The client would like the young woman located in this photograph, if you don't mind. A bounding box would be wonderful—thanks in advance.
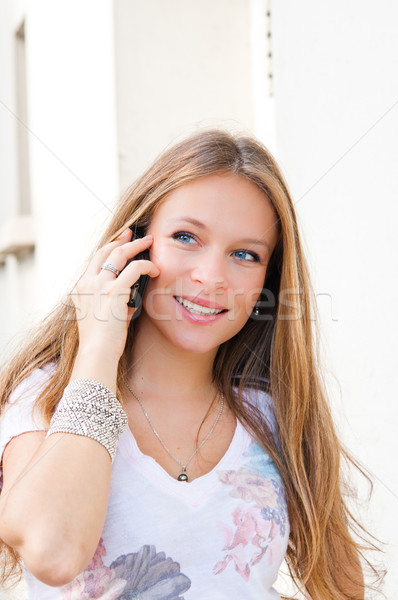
[0,130,379,599]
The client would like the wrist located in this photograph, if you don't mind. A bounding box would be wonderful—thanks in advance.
[71,347,120,393]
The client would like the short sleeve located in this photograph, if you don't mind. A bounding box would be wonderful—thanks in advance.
[236,385,281,450]
[242,387,276,432]
[0,363,56,490]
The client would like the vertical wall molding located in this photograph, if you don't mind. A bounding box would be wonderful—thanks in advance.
[15,20,31,216]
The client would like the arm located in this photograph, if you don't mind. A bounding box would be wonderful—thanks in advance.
[0,421,111,586]
[0,351,117,587]
[0,230,159,587]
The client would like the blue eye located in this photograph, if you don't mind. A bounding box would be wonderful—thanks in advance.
[172,231,196,244]
[233,250,260,263]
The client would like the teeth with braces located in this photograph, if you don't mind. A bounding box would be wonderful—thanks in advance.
[176,296,224,316]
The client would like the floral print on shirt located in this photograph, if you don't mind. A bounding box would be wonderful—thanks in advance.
[61,539,191,599]
[214,441,288,581]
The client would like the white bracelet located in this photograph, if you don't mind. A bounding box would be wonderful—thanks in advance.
[46,379,128,462]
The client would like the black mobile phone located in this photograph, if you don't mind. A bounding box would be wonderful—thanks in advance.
[126,224,150,310]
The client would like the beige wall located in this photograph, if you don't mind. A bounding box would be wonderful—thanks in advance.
[113,0,259,189]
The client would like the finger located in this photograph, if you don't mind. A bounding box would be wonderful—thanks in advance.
[115,259,160,288]
[84,229,132,278]
[97,236,154,281]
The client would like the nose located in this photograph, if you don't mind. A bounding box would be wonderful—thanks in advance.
[190,249,228,292]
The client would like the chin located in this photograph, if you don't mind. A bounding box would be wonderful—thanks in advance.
[170,333,221,356]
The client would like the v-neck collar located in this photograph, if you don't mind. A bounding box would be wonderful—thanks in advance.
[117,418,250,505]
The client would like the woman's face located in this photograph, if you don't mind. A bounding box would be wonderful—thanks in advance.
[140,173,279,355]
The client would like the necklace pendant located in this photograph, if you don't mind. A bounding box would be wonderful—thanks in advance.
[177,466,188,482]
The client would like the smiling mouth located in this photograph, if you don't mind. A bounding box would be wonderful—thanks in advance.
[175,296,228,316]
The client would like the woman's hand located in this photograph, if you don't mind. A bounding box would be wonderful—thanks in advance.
[71,228,160,362]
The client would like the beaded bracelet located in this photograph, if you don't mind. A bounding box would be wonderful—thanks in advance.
[46,379,128,462]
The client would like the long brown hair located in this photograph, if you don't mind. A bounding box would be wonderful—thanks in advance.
[0,130,382,597]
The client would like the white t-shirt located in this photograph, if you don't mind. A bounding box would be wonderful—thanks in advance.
[0,365,290,600]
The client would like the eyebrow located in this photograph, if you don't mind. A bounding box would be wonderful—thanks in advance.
[167,217,271,251]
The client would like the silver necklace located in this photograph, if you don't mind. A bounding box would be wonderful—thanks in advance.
[123,379,224,482]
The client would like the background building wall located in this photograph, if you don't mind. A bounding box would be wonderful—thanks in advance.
[272,1,398,594]
[0,0,397,598]
[114,0,262,189]
[0,0,120,349]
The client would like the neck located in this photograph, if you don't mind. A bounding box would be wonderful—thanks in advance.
[124,320,220,408]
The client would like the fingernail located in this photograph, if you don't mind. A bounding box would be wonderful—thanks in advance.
[143,234,153,240]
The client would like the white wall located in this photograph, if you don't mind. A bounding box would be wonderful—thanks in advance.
[25,0,120,309]
[0,0,120,357]
[272,1,398,596]
[0,0,26,351]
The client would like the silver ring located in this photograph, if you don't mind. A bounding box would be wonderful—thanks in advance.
[101,262,121,277]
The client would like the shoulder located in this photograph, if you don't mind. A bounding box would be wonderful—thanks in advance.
[232,380,277,436]
[0,362,57,490]
[11,362,56,400]
[5,362,57,410]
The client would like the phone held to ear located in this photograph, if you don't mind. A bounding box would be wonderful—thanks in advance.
[126,224,150,312]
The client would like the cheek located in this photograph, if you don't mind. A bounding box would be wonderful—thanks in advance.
[145,244,186,302]
[149,243,177,278]
[237,272,266,307]
[151,241,196,284]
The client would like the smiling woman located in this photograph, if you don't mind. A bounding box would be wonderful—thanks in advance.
[0,130,382,599]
